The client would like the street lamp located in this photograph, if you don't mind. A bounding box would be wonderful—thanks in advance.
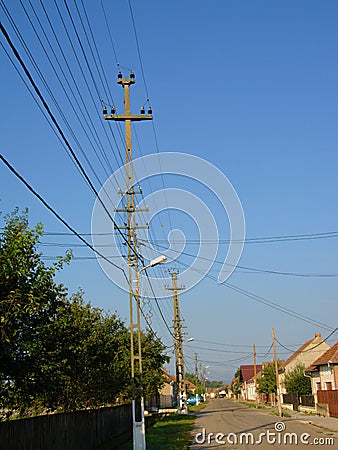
[133,255,167,450]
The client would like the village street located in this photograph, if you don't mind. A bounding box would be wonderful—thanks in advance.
[190,398,338,449]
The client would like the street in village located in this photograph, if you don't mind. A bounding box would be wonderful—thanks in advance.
[190,398,338,449]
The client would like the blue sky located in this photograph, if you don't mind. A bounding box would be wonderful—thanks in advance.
[1,1,337,382]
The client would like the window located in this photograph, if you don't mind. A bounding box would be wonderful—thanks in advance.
[326,382,332,391]
[316,382,321,391]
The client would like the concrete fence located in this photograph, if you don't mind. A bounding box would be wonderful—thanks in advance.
[0,404,132,450]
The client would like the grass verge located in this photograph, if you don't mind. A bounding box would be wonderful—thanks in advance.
[96,402,207,450]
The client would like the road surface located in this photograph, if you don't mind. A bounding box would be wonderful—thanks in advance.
[190,398,337,449]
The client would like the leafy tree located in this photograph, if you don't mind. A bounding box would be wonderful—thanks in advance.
[205,380,223,389]
[0,208,71,413]
[138,331,169,402]
[0,209,171,417]
[283,364,311,395]
[231,368,241,398]
[257,362,282,395]
[33,291,131,411]
[185,372,203,394]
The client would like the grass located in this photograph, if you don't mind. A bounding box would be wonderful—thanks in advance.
[95,413,197,450]
[188,401,208,414]
[145,414,196,450]
[238,401,264,409]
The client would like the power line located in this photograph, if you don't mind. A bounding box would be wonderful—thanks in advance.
[275,327,338,354]
[177,260,334,332]
[0,21,139,262]
[0,154,126,277]
[141,240,337,278]
[18,229,338,242]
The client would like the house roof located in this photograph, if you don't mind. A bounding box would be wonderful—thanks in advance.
[162,368,176,382]
[162,369,196,389]
[240,365,262,382]
[185,379,196,389]
[280,333,324,370]
[306,342,338,372]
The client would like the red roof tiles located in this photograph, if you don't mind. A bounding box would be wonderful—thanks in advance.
[240,365,262,382]
[305,341,338,371]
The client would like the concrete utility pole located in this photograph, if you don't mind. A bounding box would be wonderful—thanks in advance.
[253,344,258,408]
[165,269,186,413]
[272,328,282,417]
[194,353,199,406]
[104,71,152,450]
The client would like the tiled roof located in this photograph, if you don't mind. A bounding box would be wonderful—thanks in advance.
[185,379,196,389]
[305,341,338,371]
[280,333,324,369]
[240,365,262,382]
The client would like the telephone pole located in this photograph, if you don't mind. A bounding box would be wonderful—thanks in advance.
[253,344,258,408]
[103,71,152,450]
[165,269,186,413]
[272,328,282,417]
[194,353,199,406]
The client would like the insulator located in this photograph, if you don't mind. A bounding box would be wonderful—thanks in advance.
[117,71,122,79]
[111,105,116,114]
[148,106,152,114]
[130,71,135,79]
[140,106,145,114]
[103,105,107,115]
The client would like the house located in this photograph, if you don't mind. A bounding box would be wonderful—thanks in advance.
[146,368,176,409]
[279,333,330,395]
[239,365,262,401]
[304,342,338,418]
[305,341,338,394]
[150,369,196,409]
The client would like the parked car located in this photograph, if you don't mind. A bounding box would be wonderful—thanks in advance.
[186,395,203,405]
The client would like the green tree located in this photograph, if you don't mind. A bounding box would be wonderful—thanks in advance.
[33,291,131,411]
[257,362,282,395]
[0,208,71,413]
[283,364,312,395]
[205,380,223,389]
[185,372,203,394]
[0,209,171,417]
[138,332,169,402]
[231,368,241,398]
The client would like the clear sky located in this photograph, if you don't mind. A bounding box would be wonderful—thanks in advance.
[1,0,337,382]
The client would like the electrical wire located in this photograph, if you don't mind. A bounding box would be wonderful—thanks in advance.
[0,154,126,277]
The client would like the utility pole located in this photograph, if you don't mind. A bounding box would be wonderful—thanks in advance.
[253,344,258,408]
[103,71,152,450]
[272,328,282,417]
[194,353,199,406]
[165,269,186,413]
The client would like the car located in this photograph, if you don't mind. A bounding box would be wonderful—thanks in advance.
[186,395,203,405]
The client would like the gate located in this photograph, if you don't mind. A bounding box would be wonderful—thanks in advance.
[283,392,299,411]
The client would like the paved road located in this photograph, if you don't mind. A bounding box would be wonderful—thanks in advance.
[190,398,338,449]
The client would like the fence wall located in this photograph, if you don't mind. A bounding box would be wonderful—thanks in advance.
[317,390,338,418]
[0,404,132,450]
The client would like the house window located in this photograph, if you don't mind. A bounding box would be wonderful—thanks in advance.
[326,382,332,391]
[316,382,321,391]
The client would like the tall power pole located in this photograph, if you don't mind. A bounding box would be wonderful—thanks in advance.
[253,344,258,408]
[103,71,152,450]
[166,269,186,413]
[194,352,199,406]
[272,328,282,417]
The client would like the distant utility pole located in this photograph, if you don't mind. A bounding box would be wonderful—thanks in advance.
[166,269,186,413]
[103,71,152,450]
[272,328,282,417]
[253,344,258,408]
[194,352,199,406]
